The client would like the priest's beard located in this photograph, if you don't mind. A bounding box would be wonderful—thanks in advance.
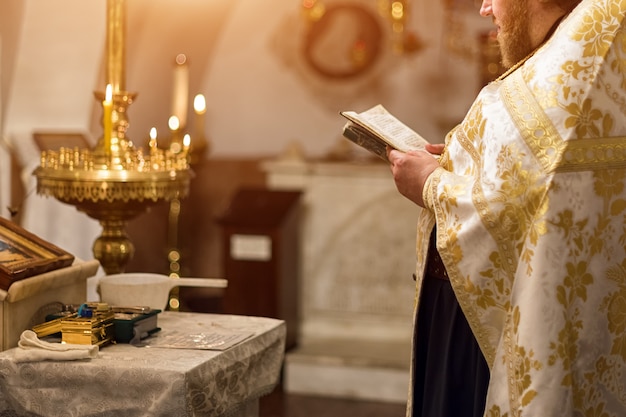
[497,0,533,68]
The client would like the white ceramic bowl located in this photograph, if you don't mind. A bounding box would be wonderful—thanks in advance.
[98,273,227,310]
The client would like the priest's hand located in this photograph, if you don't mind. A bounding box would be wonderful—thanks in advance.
[386,146,441,208]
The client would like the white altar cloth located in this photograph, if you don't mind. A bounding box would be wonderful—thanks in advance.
[0,312,286,417]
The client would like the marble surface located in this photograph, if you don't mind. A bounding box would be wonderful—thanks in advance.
[284,337,410,403]
[0,312,286,417]
[263,161,418,402]
[264,161,418,342]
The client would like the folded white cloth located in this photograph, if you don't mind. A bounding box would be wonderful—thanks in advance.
[12,330,99,363]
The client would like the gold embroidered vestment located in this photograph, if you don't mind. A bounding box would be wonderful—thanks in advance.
[414,0,626,415]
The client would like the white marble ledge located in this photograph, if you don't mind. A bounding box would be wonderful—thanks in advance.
[262,159,391,180]
[288,337,410,369]
[284,337,411,403]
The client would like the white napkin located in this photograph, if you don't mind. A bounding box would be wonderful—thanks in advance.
[12,330,99,363]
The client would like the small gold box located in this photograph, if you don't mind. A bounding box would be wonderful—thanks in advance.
[31,312,76,338]
[60,310,115,346]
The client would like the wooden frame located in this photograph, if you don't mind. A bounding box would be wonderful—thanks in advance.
[0,217,75,291]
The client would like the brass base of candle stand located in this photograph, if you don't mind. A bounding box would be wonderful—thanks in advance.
[34,158,191,275]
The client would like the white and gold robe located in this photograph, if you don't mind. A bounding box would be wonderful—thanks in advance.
[411,0,626,415]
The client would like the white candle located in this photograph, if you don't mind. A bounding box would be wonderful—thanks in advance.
[171,54,189,130]
[168,116,181,153]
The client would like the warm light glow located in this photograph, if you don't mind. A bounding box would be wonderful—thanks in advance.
[175,53,187,66]
[168,115,180,131]
[149,127,157,149]
[193,94,206,114]
[183,134,191,150]
[105,84,113,102]
[391,2,404,20]
[302,0,325,21]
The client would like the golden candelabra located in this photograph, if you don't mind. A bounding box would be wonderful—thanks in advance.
[33,0,191,275]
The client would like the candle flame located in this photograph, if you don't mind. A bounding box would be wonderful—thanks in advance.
[105,84,113,103]
[193,94,206,114]
[168,116,180,131]
[149,127,158,149]
[183,134,191,148]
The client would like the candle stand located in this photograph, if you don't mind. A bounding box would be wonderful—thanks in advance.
[34,91,191,274]
[33,0,191,275]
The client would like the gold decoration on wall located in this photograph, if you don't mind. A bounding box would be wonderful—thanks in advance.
[477,30,506,86]
[301,0,326,22]
[377,0,423,55]
[442,0,505,86]
[300,1,384,79]
[443,0,475,60]
[300,0,423,77]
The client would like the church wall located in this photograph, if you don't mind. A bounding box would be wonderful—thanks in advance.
[1,0,491,161]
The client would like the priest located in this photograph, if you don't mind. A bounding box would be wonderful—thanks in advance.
[387,0,626,415]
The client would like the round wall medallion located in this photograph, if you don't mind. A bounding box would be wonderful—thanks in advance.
[302,4,383,79]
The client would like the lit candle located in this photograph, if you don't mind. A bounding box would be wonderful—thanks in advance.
[103,84,113,153]
[168,115,181,153]
[171,54,189,130]
[183,134,191,154]
[193,94,206,140]
[149,127,158,149]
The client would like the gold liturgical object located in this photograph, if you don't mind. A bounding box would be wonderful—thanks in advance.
[34,0,191,274]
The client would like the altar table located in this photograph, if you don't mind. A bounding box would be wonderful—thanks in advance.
[0,312,286,417]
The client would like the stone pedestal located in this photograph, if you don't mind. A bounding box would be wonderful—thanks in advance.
[263,160,419,403]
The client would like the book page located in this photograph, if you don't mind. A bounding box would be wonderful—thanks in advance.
[340,104,428,152]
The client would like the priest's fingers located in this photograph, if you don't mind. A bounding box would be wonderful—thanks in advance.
[387,149,439,207]
[425,143,445,155]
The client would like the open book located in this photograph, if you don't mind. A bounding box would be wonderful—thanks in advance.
[340,104,429,162]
